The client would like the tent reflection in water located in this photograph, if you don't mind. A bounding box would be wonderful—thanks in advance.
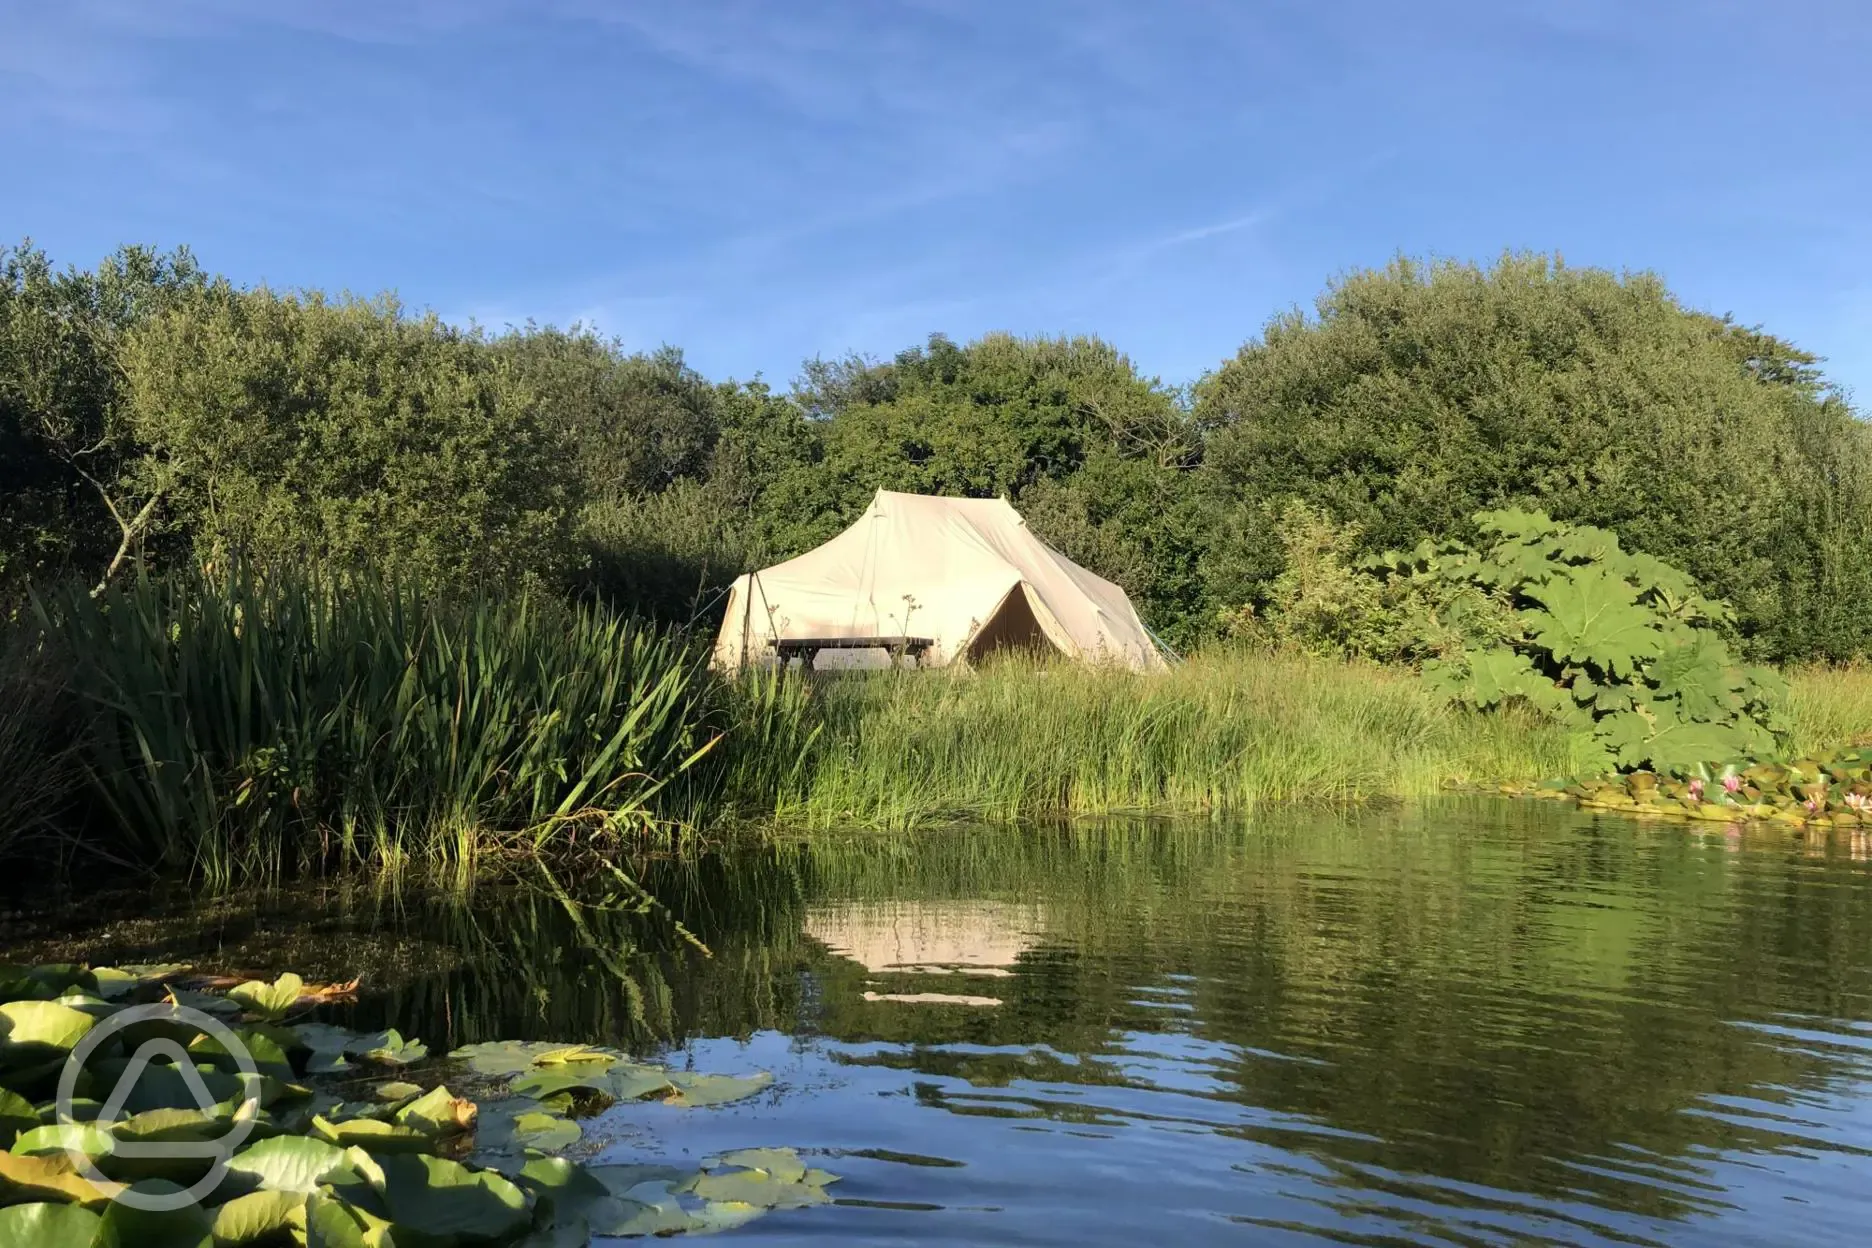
[712,489,1168,673]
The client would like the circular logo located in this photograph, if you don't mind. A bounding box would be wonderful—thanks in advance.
[55,1003,263,1212]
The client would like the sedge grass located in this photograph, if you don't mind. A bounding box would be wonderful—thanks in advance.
[772,650,1593,828]
[1781,662,1872,758]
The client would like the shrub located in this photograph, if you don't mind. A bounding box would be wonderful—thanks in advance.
[1371,510,1784,775]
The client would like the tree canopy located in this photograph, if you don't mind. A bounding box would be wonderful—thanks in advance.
[3,241,1868,661]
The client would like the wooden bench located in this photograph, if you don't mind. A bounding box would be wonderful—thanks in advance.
[770,636,935,670]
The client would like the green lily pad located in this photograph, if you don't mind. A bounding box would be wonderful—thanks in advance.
[206,1189,306,1244]
[372,1152,531,1243]
[83,970,143,1002]
[0,1000,97,1061]
[12,1121,115,1161]
[0,1089,38,1149]
[301,1193,395,1248]
[713,1147,807,1184]
[449,1041,588,1078]
[392,1086,476,1139]
[309,1115,435,1154]
[0,1201,110,1248]
[507,1070,614,1102]
[223,1135,354,1195]
[0,1150,123,1205]
[108,1106,240,1146]
[188,1029,294,1082]
[369,1082,422,1105]
[603,1180,699,1236]
[665,1070,773,1108]
[512,1111,579,1153]
[689,1166,833,1209]
[98,1182,215,1248]
[350,1031,427,1067]
[225,975,303,1023]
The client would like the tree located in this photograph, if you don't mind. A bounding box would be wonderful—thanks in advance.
[120,289,573,587]
[0,241,207,599]
[1197,254,1872,660]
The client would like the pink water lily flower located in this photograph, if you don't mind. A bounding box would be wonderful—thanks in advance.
[1688,778,1704,801]
[1722,774,1742,794]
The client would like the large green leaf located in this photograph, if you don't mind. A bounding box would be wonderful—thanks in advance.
[1520,568,1662,678]
[223,1136,354,1196]
[206,1190,306,1245]
[0,1001,98,1063]
[371,1152,531,1243]
[97,1183,214,1248]
[1646,633,1746,721]
[224,976,303,1024]
[0,1201,112,1248]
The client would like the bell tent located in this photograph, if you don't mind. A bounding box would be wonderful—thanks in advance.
[713,490,1167,673]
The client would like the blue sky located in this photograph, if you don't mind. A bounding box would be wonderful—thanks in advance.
[4,0,1869,400]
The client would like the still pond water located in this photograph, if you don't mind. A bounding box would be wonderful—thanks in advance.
[7,799,1872,1246]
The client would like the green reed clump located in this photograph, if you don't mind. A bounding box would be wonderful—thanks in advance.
[0,623,83,860]
[36,564,775,881]
[773,649,1589,828]
[1781,662,1872,758]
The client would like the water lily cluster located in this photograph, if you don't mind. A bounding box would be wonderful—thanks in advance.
[0,963,836,1245]
[1532,746,1872,827]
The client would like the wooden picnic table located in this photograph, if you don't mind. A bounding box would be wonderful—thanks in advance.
[770,636,935,670]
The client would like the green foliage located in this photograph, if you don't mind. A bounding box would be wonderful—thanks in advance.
[1198,252,1872,661]
[32,563,788,881]
[0,961,823,1245]
[120,289,574,588]
[1376,509,1785,775]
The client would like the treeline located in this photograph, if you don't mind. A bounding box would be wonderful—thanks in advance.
[5,242,1870,660]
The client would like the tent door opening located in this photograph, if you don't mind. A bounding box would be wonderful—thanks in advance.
[963,584,1061,665]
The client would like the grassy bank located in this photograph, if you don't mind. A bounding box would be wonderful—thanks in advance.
[777,652,1593,827]
[3,566,1868,884]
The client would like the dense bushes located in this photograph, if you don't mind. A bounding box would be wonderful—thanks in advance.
[1197,255,1872,660]
[4,241,1869,662]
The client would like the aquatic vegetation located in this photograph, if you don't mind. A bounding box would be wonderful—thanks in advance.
[0,960,835,1244]
[1371,509,1785,775]
[1536,745,1872,827]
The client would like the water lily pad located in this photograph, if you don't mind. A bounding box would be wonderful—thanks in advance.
[369,1082,422,1105]
[84,969,143,1002]
[0,1000,97,1061]
[109,1106,238,1146]
[225,975,303,1023]
[0,1088,38,1149]
[98,1181,215,1248]
[530,1045,615,1069]
[0,966,93,1004]
[665,1070,773,1108]
[0,1150,123,1205]
[393,1085,476,1140]
[0,1201,109,1248]
[351,1030,427,1067]
[207,1189,306,1244]
[12,1121,115,1161]
[712,1147,807,1184]
[189,1028,294,1082]
[223,1134,355,1195]
[689,1165,833,1210]
[449,1040,586,1078]
[371,1152,531,1243]
[310,1114,436,1154]
[301,1193,395,1248]
[603,1180,699,1236]
[507,1070,614,1102]
[512,1111,579,1153]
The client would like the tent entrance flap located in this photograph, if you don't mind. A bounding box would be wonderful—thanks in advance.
[963,583,1058,664]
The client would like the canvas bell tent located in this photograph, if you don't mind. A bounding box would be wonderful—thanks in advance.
[712,490,1167,673]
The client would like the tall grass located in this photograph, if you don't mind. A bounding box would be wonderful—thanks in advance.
[772,651,1592,828]
[36,566,746,882]
[1781,663,1872,758]
[0,624,82,860]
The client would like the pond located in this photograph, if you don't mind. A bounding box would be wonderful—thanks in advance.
[5,798,1871,1246]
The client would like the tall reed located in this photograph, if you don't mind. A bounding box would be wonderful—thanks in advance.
[37,565,740,882]
[772,651,1591,828]
[0,623,83,860]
